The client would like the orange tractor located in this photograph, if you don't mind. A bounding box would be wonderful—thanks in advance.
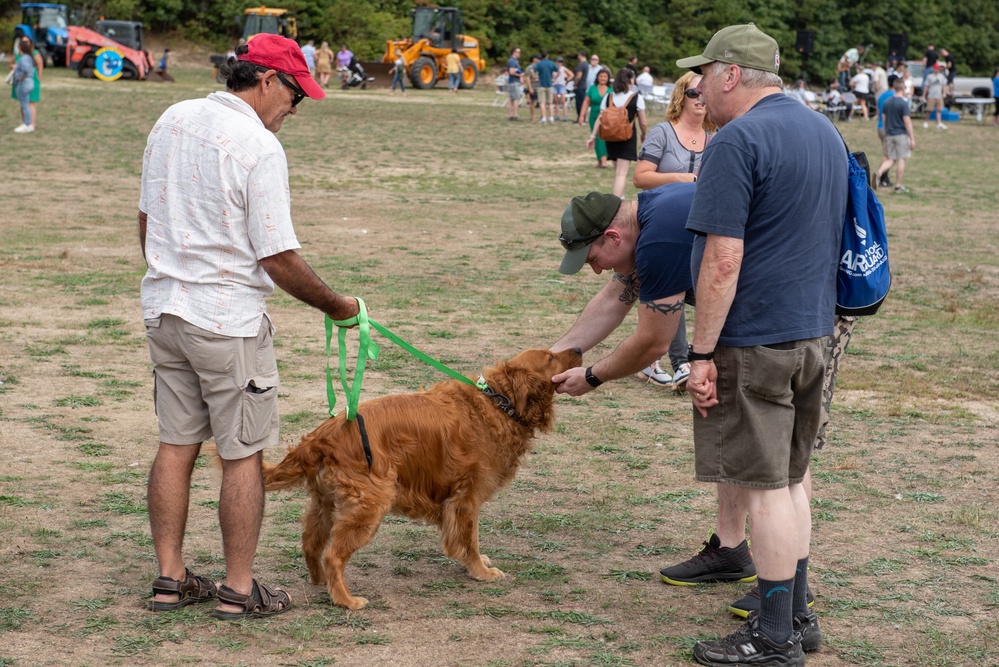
[67,20,155,80]
[365,6,485,89]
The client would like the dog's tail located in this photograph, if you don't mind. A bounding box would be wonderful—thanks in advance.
[262,439,320,491]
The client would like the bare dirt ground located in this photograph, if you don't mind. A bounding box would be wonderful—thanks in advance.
[0,60,996,667]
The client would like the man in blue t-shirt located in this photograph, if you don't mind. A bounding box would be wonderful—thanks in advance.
[875,78,898,187]
[548,183,697,395]
[506,47,522,121]
[875,77,916,194]
[533,51,559,124]
[674,24,846,666]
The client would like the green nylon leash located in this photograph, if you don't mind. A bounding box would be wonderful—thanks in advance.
[326,298,482,421]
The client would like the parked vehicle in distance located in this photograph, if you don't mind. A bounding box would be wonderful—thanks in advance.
[15,3,69,66]
[903,60,992,99]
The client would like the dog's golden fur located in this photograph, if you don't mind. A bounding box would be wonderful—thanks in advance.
[262,347,581,609]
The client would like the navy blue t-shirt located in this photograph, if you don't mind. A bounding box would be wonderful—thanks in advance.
[635,182,697,302]
[534,58,558,87]
[686,94,845,347]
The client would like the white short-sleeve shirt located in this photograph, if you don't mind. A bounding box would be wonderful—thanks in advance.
[600,90,646,112]
[139,92,301,337]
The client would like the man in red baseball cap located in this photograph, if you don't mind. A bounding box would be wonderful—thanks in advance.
[238,33,325,102]
[138,31,362,622]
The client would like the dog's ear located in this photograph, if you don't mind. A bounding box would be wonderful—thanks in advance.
[509,369,556,432]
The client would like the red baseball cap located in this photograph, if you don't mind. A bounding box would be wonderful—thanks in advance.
[238,34,325,101]
[932,62,941,69]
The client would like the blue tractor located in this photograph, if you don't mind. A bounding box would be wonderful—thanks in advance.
[15,3,69,66]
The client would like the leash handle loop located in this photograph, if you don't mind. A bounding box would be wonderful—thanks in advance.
[325,297,379,420]
[325,300,482,421]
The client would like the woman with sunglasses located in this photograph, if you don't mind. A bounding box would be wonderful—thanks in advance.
[631,70,715,390]
[633,71,715,190]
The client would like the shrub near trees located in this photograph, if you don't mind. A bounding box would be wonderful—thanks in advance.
[4,0,997,82]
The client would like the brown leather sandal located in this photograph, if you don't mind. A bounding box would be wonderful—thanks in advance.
[210,579,292,620]
[147,568,218,611]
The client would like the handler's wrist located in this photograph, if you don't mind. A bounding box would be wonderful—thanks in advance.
[584,366,604,387]
[687,344,715,362]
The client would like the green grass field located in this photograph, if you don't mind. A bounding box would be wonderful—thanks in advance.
[0,65,996,667]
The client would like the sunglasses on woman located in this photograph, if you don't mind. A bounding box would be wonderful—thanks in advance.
[684,89,701,99]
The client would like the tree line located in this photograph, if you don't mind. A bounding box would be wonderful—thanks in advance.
[5,0,998,82]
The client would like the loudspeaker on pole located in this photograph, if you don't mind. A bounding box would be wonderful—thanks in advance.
[795,30,815,55]
[888,33,908,62]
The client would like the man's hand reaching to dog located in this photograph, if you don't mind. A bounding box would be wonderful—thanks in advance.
[552,366,594,396]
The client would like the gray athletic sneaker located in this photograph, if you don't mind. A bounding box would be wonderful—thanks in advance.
[693,616,805,666]
[660,533,757,586]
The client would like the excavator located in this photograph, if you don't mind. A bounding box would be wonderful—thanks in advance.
[363,6,485,89]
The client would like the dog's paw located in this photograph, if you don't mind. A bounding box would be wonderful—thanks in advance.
[336,595,368,610]
[479,554,492,568]
[473,567,505,582]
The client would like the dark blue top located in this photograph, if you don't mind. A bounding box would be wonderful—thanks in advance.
[635,182,697,302]
[534,58,558,87]
[686,94,845,347]
[883,95,910,136]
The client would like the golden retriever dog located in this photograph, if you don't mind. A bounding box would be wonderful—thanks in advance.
[262,347,582,609]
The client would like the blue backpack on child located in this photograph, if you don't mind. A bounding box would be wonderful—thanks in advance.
[836,150,891,316]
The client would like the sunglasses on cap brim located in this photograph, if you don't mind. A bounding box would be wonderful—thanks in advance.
[558,228,605,251]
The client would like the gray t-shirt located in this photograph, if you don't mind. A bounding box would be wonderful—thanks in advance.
[638,122,706,175]
[924,72,947,99]
[883,95,910,136]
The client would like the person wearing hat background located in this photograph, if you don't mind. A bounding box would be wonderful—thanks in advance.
[673,23,846,666]
[138,34,361,621]
[922,62,949,129]
[549,183,696,396]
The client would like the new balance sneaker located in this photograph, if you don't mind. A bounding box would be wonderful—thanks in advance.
[894,185,910,194]
[728,585,814,619]
[636,361,672,386]
[693,616,805,666]
[660,533,757,585]
[793,611,822,653]
[672,362,691,390]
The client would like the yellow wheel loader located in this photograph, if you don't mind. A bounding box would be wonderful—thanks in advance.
[363,6,485,89]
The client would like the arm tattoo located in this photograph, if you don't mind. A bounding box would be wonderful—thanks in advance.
[613,272,640,305]
[642,298,684,316]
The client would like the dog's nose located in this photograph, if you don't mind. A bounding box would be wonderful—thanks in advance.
[572,347,582,356]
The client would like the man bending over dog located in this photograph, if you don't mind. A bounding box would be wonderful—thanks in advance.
[138,34,360,620]
[550,182,696,394]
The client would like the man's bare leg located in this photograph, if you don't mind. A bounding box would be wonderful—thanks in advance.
[148,441,202,603]
[215,451,265,611]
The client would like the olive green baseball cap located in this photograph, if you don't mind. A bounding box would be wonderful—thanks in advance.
[676,23,780,75]
[557,192,622,275]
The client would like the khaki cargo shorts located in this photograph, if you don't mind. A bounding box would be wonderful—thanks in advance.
[145,314,280,460]
[693,336,831,489]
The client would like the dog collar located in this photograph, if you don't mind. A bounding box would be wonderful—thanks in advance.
[477,375,530,428]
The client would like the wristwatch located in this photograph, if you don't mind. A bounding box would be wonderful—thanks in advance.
[584,366,604,387]
[687,345,715,362]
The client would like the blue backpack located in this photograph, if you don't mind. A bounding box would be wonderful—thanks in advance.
[836,150,891,316]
